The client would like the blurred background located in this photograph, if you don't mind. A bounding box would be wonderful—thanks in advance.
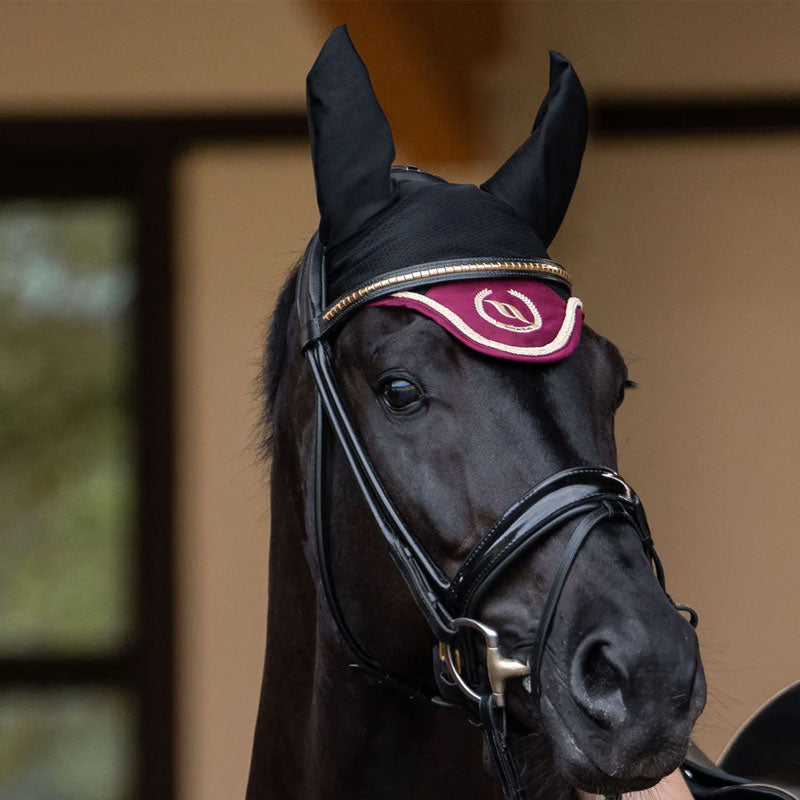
[1,2,799,799]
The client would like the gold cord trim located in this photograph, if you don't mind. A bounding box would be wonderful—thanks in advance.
[322,261,572,324]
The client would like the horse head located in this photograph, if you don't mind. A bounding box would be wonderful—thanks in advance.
[256,25,705,799]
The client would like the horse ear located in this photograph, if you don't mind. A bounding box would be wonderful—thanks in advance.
[306,25,395,250]
[481,51,588,249]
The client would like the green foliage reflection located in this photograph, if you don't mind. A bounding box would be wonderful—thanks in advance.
[0,200,136,654]
[0,688,134,800]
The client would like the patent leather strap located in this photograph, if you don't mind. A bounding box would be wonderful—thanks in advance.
[300,241,455,645]
[449,467,650,616]
[311,396,438,699]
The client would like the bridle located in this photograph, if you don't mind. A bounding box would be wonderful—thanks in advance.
[297,228,697,799]
[296,203,698,799]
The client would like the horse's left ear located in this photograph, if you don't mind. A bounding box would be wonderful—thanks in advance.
[306,25,395,251]
[481,51,588,249]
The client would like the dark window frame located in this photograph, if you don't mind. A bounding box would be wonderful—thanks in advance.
[0,113,305,800]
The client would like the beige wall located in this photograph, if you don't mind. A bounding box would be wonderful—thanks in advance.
[175,144,316,800]
[0,1,320,112]
[556,136,800,754]
[1,1,799,795]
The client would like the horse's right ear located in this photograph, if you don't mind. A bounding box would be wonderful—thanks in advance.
[481,51,588,249]
[306,25,395,250]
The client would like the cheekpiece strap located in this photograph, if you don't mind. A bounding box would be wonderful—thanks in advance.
[297,233,456,645]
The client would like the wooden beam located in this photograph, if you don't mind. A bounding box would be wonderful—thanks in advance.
[309,1,504,164]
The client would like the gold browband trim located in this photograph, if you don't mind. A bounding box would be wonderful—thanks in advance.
[321,260,572,324]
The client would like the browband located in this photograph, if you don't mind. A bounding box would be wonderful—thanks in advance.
[299,233,572,347]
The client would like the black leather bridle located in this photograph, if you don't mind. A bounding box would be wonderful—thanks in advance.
[296,219,697,800]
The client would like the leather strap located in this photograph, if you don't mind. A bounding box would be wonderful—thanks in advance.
[313,398,434,698]
[449,469,641,616]
[307,341,456,642]
[480,695,525,800]
[301,256,570,345]
[530,505,611,696]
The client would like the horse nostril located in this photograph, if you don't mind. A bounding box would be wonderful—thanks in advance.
[583,642,617,694]
[570,636,627,728]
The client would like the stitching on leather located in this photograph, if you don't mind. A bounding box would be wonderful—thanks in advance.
[450,469,626,591]
[451,492,637,612]
[458,497,638,613]
[453,498,604,609]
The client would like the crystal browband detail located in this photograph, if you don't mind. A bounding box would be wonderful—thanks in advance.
[321,260,573,324]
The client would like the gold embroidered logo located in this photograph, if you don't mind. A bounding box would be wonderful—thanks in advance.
[474,288,542,333]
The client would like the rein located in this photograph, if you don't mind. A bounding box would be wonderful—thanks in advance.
[296,230,697,800]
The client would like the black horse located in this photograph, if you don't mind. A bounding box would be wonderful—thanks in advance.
[246,26,705,800]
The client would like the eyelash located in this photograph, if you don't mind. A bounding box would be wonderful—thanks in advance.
[616,378,637,409]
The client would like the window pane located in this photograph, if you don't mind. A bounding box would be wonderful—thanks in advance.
[0,688,134,800]
[0,200,136,654]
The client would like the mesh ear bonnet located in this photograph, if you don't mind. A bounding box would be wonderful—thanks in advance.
[306,25,589,362]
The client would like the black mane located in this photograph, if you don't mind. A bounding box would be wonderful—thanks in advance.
[259,264,299,456]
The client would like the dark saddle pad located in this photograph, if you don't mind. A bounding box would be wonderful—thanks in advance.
[682,681,800,800]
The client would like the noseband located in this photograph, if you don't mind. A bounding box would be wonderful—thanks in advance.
[297,225,697,800]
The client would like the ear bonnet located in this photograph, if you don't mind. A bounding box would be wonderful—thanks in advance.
[305,25,588,362]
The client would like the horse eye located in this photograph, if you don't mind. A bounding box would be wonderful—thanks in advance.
[616,378,637,409]
[381,378,422,410]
